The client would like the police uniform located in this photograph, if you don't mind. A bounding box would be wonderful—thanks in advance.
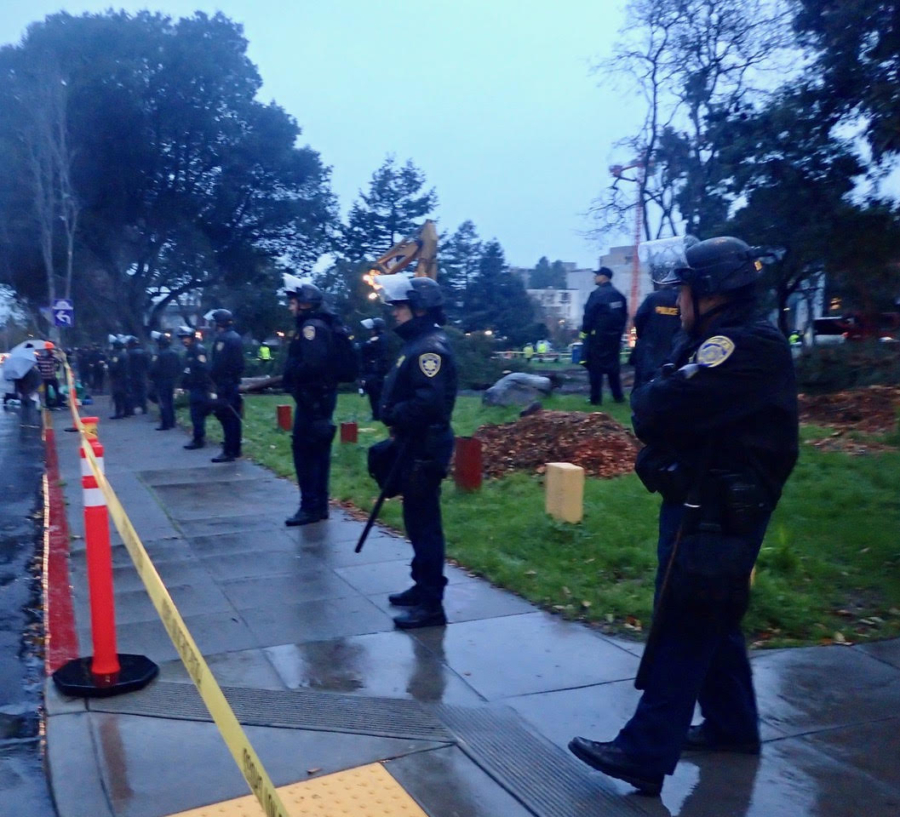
[126,342,149,414]
[569,236,799,797]
[210,327,244,459]
[283,310,337,522]
[380,313,458,624]
[149,342,181,430]
[181,341,211,446]
[360,328,390,421]
[631,288,681,389]
[582,277,627,403]
[107,344,130,419]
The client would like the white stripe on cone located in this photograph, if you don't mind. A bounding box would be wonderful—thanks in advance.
[83,487,105,508]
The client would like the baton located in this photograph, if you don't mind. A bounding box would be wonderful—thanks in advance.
[355,438,410,554]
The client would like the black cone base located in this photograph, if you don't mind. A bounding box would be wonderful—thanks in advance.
[52,654,159,698]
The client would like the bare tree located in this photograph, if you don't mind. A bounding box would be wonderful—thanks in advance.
[592,0,794,242]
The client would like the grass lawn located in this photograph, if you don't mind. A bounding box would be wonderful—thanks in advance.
[186,392,900,647]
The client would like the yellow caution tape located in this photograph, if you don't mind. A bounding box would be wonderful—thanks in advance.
[61,361,294,817]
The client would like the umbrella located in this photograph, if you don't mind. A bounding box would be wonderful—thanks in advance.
[2,339,46,381]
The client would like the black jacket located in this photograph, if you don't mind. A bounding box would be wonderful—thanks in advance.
[381,316,457,438]
[631,302,799,501]
[126,347,149,384]
[582,282,627,366]
[181,343,211,391]
[360,333,390,380]
[210,329,244,389]
[149,347,181,384]
[631,288,681,388]
[282,311,335,399]
[107,349,129,386]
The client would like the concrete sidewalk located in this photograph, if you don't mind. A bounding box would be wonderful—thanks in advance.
[46,399,900,817]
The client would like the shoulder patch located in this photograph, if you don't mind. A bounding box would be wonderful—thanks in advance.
[216,341,224,352]
[198,354,206,363]
[696,335,735,368]
[302,325,316,341]
[419,352,441,378]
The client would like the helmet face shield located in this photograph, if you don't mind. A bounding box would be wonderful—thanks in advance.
[639,236,698,286]
[374,273,415,305]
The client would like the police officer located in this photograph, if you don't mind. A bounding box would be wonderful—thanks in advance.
[581,266,627,404]
[125,336,149,415]
[281,275,337,526]
[630,285,681,389]
[379,275,457,630]
[208,309,244,463]
[569,237,799,796]
[106,336,129,419]
[359,317,390,421]
[148,331,181,431]
[178,326,211,449]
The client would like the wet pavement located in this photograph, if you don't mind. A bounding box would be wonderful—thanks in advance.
[46,398,900,817]
[0,402,56,817]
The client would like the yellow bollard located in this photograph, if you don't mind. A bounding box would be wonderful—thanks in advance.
[545,462,585,523]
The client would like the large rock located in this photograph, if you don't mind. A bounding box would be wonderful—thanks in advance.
[482,372,554,406]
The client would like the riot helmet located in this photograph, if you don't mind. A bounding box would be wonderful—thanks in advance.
[207,309,233,327]
[641,235,760,297]
[175,325,194,338]
[377,274,443,309]
[361,317,386,332]
[151,330,171,347]
[282,273,323,309]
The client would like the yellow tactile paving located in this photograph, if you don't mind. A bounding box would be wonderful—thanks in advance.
[166,763,428,817]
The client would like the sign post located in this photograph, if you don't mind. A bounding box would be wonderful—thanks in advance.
[52,299,74,328]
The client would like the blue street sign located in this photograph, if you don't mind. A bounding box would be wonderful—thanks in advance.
[52,299,74,328]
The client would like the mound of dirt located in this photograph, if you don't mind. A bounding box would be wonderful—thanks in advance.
[799,386,900,434]
[474,410,639,478]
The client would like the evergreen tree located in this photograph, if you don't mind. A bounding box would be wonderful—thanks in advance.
[465,239,536,345]
[440,220,482,326]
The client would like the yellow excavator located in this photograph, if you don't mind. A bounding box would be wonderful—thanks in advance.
[363,220,439,284]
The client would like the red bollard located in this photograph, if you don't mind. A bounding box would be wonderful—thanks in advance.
[82,471,121,683]
[454,436,483,491]
[277,404,292,431]
[340,422,358,443]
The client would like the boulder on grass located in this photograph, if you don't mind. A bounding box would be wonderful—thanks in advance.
[483,372,554,406]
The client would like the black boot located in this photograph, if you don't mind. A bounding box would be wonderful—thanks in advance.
[211,452,236,463]
[388,586,423,607]
[183,439,205,450]
[284,508,325,527]
[683,723,760,755]
[393,604,447,630]
[568,738,663,796]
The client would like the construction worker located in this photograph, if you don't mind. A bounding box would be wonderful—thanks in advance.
[178,327,211,449]
[581,266,627,404]
[523,342,535,363]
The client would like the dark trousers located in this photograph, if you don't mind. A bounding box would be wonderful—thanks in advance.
[189,390,208,442]
[588,358,623,404]
[213,384,242,456]
[42,378,61,408]
[401,430,454,607]
[157,382,175,429]
[291,395,337,514]
[364,377,384,421]
[127,379,147,414]
[614,501,766,776]
[91,368,105,394]
[111,386,127,418]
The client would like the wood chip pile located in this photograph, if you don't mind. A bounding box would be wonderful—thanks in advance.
[799,386,900,434]
[473,411,639,478]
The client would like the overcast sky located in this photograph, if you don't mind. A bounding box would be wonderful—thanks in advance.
[1,1,643,269]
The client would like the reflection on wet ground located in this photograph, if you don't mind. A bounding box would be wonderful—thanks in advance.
[0,405,55,815]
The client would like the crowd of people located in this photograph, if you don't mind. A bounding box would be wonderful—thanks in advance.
[31,234,799,798]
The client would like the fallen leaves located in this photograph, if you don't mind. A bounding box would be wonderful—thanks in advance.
[799,385,900,434]
[474,411,639,478]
